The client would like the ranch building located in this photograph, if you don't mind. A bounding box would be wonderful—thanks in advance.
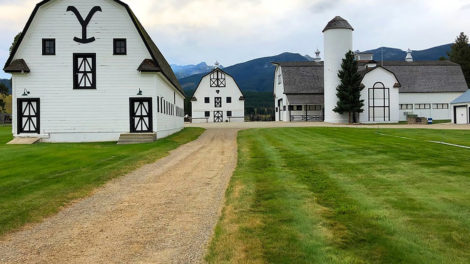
[3,0,184,143]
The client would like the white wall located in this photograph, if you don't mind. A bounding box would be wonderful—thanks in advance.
[359,68,400,123]
[399,93,463,121]
[191,70,244,123]
[11,0,183,142]
[323,28,352,123]
[273,66,290,122]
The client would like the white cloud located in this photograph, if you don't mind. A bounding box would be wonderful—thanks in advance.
[1,0,470,78]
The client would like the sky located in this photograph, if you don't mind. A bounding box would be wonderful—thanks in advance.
[1,0,470,78]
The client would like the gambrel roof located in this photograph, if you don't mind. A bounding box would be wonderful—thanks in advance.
[273,61,324,94]
[274,60,468,95]
[3,0,183,95]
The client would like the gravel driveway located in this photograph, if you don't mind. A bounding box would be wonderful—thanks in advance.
[0,128,238,264]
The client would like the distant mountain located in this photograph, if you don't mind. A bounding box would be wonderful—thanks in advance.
[179,52,308,94]
[0,79,11,94]
[178,45,454,95]
[170,62,217,79]
[362,44,452,61]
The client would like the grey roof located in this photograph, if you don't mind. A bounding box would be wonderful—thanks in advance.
[287,94,324,105]
[275,61,324,94]
[451,90,470,104]
[4,59,30,73]
[380,61,468,93]
[3,0,183,95]
[138,59,161,72]
[322,16,354,32]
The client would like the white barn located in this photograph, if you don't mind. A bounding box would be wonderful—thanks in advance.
[274,16,468,123]
[191,68,245,123]
[3,0,185,143]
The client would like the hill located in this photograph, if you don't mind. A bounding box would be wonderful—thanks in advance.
[171,62,216,79]
[180,52,308,94]
[0,79,11,94]
[363,44,452,61]
[179,45,454,95]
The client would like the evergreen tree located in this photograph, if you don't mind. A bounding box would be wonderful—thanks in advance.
[448,32,470,88]
[9,32,22,54]
[333,51,364,123]
[0,83,9,113]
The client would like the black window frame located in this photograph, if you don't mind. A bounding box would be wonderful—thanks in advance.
[296,105,302,111]
[226,97,232,103]
[73,53,96,90]
[227,111,232,117]
[368,82,390,122]
[205,111,210,117]
[205,97,210,104]
[113,38,127,55]
[42,38,56,55]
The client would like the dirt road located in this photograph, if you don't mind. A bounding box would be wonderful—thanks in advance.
[0,129,238,264]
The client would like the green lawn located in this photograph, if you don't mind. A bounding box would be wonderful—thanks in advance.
[206,127,470,264]
[0,126,204,236]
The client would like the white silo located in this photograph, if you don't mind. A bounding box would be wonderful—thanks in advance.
[323,16,354,123]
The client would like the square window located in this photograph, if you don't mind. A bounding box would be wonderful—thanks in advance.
[296,105,302,111]
[227,111,232,117]
[205,111,210,117]
[205,97,210,103]
[226,97,232,103]
[113,39,127,55]
[42,39,55,55]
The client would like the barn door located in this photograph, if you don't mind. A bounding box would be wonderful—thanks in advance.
[130,98,153,133]
[17,98,40,134]
[214,111,223,123]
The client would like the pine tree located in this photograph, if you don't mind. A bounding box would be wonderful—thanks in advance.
[333,51,364,123]
[448,32,470,88]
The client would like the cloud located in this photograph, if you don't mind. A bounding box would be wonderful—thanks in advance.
[0,0,469,78]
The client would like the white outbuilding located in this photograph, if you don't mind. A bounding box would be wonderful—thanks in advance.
[451,90,470,124]
[191,68,245,123]
[3,0,185,143]
[273,16,469,123]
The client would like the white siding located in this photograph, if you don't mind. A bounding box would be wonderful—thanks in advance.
[399,93,462,121]
[191,70,245,123]
[11,0,183,142]
[273,66,288,122]
[359,68,400,123]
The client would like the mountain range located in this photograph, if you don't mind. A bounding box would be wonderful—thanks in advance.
[176,44,455,95]
[170,62,219,79]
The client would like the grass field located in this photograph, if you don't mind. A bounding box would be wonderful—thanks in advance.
[206,127,470,264]
[0,126,204,236]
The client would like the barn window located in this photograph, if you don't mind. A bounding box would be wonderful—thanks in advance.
[210,70,226,87]
[227,111,232,117]
[433,103,449,109]
[400,104,413,110]
[42,39,55,55]
[113,39,127,55]
[73,53,96,89]
[205,97,210,103]
[415,104,431,110]
[296,105,303,111]
[368,82,390,122]
[307,105,322,111]
[205,111,210,117]
[226,97,232,103]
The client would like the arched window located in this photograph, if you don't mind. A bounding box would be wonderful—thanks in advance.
[368,82,390,122]
[210,70,226,87]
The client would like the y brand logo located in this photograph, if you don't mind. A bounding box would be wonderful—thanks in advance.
[67,6,102,44]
